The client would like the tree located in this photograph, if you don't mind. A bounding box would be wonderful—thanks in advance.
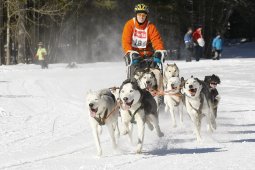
[2,0,72,64]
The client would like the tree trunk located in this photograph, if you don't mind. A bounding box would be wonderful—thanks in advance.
[6,1,10,65]
[17,2,26,63]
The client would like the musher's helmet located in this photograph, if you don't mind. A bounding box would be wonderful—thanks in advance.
[134,3,149,14]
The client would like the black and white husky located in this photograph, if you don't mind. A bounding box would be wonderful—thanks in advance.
[86,89,119,156]
[182,77,217,142]
[204,74,221,118]
[119,79,164,153]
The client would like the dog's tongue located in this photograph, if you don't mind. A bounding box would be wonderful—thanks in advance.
[121,103,130,110]
[90,111,96,117]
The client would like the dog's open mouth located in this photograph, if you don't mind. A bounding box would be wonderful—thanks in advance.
[121,99,134,110]
[89,107,98,117]
[145,82,152,89]
[189,88,197,96]
[171,86,178,90]
[125,99,134,107]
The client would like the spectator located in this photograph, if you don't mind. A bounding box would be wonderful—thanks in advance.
[212,32,223,60]
[184,27,194,62]
[35,42,48,69]
[192,26,205,61]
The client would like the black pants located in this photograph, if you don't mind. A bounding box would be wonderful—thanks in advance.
[194,45,203,61]
[185,47,193,62]
[39,60,48,69]
[213,50,222,60]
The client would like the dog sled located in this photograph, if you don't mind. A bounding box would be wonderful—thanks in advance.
[124,50,167,106]
[124,50,167,79]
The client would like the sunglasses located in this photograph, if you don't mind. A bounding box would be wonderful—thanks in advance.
[137,13,147,17]
[210,82,218,85]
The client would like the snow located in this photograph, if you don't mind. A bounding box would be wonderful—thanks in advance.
[0,42,255,170]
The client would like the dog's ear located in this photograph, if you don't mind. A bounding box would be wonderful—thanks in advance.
[180,77,185,88]
[195,78,203,85]
[151,71,156,78]
[131,78,139,90]
[120,79,131,90]
[86,89,93,95]
[191,75,193,78]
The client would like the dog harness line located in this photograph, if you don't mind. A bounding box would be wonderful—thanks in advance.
[128,104,144,124]
[93,103,120,126]
[186,93,204,115]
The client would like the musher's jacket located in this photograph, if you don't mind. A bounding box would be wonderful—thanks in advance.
[122,18,164,57]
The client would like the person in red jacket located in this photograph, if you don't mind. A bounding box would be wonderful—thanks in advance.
[192,26,205,61]
[122,3,166,78]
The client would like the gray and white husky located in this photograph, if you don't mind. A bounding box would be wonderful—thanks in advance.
[86,89,119,156]
[182,77,217,142]
[119,79,164,153]
[134,68,161,108]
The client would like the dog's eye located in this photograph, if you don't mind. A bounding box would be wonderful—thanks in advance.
[121,90,124,93]
[130,90,133,93]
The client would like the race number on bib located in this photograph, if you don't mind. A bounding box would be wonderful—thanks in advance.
[132,18,149,49]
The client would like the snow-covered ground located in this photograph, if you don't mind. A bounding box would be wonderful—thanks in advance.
[0,43,255,170]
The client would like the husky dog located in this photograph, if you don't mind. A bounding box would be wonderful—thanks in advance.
[182,77,216,142]
[164,77,183,127]
[134,68,161,108]
[163,63,180,88]
[119,79,164,153]
[204,74,221,118]
[86,89,119,156]
[110,87,134,141]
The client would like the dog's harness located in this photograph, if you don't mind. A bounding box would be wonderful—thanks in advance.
[93,102,120,126]
[128,104,144,124]
[148,88,183,98]
[186,93,204,115]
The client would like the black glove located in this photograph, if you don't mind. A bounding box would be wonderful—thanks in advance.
[131,53,141,65]
[153,51,163,63]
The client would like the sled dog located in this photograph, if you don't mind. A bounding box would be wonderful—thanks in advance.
[204,74,221,118]
[119,79,164,153]
[164,77,183,127]
[134,68,161,108]
[86,89,119,156]
[182,77,216,141]
[163,63,180,86]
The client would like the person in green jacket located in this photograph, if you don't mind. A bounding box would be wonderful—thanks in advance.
[35,42,48,69]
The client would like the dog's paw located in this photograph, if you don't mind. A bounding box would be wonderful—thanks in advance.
[136,147,142,154]
[97,149,102,157]
[158,131,164,137]
[121,130,128,135]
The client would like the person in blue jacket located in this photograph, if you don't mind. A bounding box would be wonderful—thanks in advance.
[184,27,193,62]
[212,32,223,60]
